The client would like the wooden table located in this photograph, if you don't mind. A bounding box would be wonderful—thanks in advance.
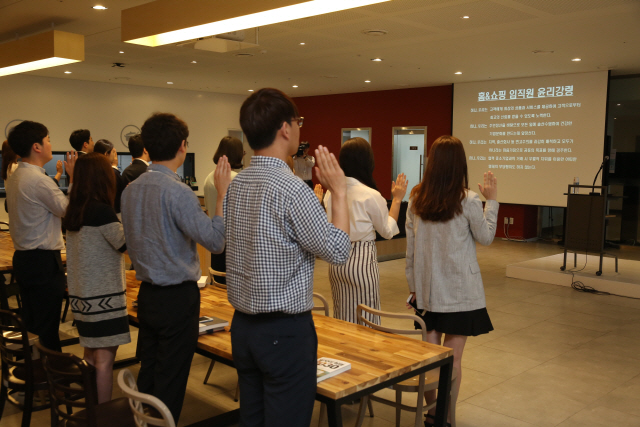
[126,271,454,427]
[0,232,16,272]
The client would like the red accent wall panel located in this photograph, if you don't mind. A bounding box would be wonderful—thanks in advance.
[294,85,453,199]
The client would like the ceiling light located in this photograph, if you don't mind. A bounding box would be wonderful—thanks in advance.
[64,71,72,74]
[0,30,84,77]
[191,60,197,63]
[122,0,392,47]
[292,85,298,88]
[364,80,371,83]
[167,81,173,84]
[572,58,581,61]
[371,58,382,62]
[299,42,306,45]
[93,5,108,10]
[119,51,124,53]
[461,15,470,19]
[362,29,387,36]
[617,103,621,106]
[454,71,462,75]
[248,89,254,92]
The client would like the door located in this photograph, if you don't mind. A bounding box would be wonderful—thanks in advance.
[392,127,426,202]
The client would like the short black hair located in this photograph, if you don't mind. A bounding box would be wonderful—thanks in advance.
[141,113,189,162]
[213,136,244,169]
[69,129,91,151]
[8,120,48,158]
[239,88,299,150]
[127,134,145,158]
[94,139,114,155]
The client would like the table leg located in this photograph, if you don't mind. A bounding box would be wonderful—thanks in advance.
[326,400,343,427]
[433,355,453,427]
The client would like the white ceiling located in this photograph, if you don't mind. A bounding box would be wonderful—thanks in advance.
[1,0,639,97]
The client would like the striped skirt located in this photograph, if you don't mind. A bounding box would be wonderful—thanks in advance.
[329,240,380,325]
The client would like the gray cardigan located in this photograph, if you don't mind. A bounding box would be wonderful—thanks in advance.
[406,190,499,313]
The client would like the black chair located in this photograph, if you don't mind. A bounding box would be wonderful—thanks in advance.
[0,309,50,427]
[35,341,136,427]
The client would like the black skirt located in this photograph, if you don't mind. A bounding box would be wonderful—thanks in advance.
[414,308,493,337]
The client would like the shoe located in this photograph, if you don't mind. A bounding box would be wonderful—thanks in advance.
[424,413,452,427]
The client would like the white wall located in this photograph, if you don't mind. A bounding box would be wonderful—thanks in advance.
[0,75,247,222]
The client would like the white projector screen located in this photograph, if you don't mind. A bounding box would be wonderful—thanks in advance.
[452,71,608,207]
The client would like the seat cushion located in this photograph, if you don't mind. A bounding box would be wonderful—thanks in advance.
[65,397,136,427]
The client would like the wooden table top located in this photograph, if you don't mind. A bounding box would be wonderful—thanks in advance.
[125,271,453,400]
[0,231,67,272]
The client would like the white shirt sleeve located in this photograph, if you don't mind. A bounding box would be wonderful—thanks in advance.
[365,191,399,240]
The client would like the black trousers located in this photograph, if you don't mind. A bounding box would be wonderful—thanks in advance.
[136,281,200,424]
[12,250,65,351]
[210,249,226,285]
[231,311,318,427]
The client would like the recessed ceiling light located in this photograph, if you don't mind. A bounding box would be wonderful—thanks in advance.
[614,117,617,120]
[364,80,371,83]
[617,103,621,106]
[454,71,462,75]
[92,5,107,10]
[299,42,305,45]
[371,58,383,62]
[461,15,470,19]
[119,51,124,54]
[362,29,388,36]
[248,89,254,92]
[572,58,581,62]
[167,82,173,84]
[191,60,197,63]
[292,85,298,88]
[64,71,72,74]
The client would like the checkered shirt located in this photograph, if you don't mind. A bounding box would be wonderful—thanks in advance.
[224,156,350,314]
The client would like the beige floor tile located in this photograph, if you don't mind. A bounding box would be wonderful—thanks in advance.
[593,377,640,418]
[484,283,550,300]
[482,331,576,362]
[524,293,594,311]
[484,294,522,309]
[461,346,541,379]
[572,301,640,321]
[546,311,629,332]
[455,402,536,427]
[547,346,640,382]
[457,368,506,402]
[493,301,566,320]
[486,310,544,333]
[556,406,640,427]
[578,333,640,361]
[610,320,640,339]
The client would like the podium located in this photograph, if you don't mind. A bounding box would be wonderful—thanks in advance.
[561,185,618,276]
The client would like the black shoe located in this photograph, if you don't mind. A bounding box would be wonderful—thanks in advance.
[424,413,451,427]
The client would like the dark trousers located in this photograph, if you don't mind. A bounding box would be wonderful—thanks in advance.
[231,311,318,427]
[136,281,200,424]
[210,249,226,285]
[12,250,65,351]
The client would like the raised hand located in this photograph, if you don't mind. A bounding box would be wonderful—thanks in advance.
[477,171,497,200]
[65,151,77,183]
[56,160,63,174]
[314,145,346,197]
[314,183,324,203]
[391,173,408,200]
[214,155,232,197]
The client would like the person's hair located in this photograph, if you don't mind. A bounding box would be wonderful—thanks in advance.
[339,137,377,191]
[69,129,91,152]
[2,140,19,180]
[127,134,145,158]
[7,120,48,158]
[239,88,299,151]
[62,153,116,231]
[93,139,114,156]
[141,113,189,161]
[410,135,469,222]
[213,136,244,169]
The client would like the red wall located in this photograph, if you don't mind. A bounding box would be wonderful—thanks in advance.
[294,85,453,200]
[294,85,538,239]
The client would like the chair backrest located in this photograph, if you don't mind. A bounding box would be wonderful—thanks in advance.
[356,304,427,341]
[312,292,329,316]
[35,340,99,427]
[208,268,227,290]
[0,309,36,385]
[117,369,175,427]
[0,222,9,231]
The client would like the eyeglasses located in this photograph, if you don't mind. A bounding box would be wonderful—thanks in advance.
[293,117,304,128]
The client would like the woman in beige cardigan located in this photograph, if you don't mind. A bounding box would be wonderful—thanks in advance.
[406,135,498,426]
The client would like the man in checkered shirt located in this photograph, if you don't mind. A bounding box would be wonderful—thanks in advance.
[224,88,350,426]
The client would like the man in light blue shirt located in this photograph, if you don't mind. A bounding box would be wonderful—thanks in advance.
[121,112,231,423]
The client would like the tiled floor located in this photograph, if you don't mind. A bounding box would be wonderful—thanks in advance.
[2,239,640,426]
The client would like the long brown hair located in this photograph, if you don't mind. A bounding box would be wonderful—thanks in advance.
[339,137,377,190]
[410,135,469,222]
[63,153,116,231]
[2,140,19,180]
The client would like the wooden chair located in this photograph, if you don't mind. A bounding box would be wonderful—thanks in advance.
[35,340,136,427]
[117,369,175,427]
[208,268,226,290]
[355,304,457,427]
[0,309,50,427]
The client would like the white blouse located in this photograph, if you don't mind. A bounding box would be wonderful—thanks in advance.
[324,177,399,242]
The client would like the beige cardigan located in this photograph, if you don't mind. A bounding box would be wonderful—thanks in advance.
[405,190,499,313]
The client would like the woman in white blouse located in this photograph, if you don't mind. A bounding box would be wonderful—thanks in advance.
[324,137,407,324]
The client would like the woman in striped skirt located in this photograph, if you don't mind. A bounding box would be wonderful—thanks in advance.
[323,137,408,324]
